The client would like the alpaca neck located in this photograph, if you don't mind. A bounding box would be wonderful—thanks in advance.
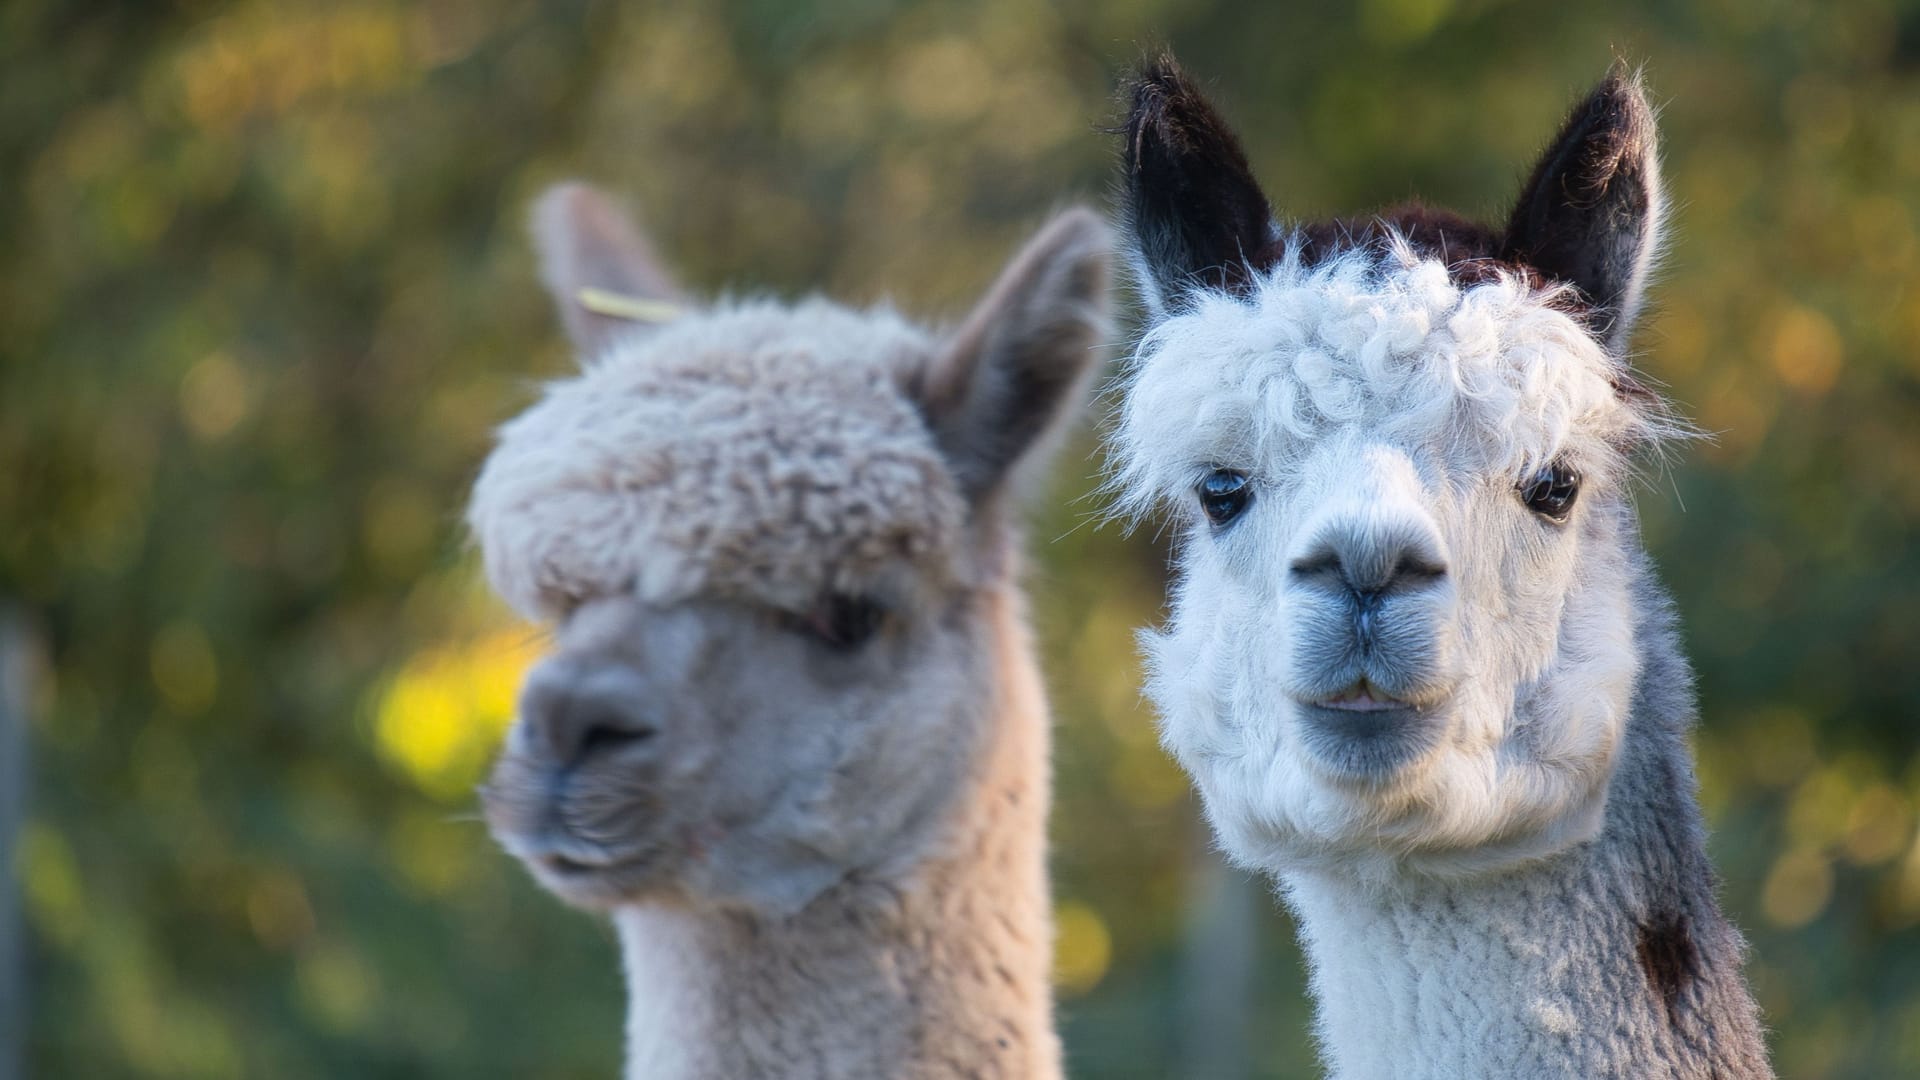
[614,577,1059,1080]
[1284,587,1773,1080]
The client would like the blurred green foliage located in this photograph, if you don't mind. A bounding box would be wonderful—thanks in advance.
[3,0,1919,1076]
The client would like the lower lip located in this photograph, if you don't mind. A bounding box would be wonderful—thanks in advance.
[539,850,656,877]
[1292,700,1439,779]
[1311,693,1410,713]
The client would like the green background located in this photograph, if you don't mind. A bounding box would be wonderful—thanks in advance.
[4,0,1918,1075]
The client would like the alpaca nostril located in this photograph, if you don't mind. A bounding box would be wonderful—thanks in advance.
[559,687,659,765]
[1391,553,1447,584]
[1289,551,1344,580]
[518,660,660,765]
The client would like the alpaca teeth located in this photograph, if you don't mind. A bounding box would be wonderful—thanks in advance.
[1316,682,1405,710]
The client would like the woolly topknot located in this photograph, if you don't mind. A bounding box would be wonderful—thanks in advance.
[1107,240,1686,525]
[468,299,967,620]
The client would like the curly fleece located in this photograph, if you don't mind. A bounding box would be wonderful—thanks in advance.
[1109,241,1684,528]
[468,299,967,620]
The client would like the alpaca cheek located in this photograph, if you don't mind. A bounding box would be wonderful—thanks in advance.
[1433,675,1508,757]
[1142,627,1226,768]
[1528,580,1639,772]
[1195,739,1310,864]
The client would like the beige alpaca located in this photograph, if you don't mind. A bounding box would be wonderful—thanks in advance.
[469,183,1109,1079]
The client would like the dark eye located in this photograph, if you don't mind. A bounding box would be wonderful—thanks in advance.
[792,593,885,651]
[1198,469,1252,527]
[1519,462,1581,522]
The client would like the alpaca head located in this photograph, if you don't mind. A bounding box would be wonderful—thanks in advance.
[472,184,1108,914]
[1111,60,1682,878]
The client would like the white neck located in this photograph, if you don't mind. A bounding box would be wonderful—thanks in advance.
[615,580,1060,1080]
[1283,614,1772,1080]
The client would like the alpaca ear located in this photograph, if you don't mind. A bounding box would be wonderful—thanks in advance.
[917,207,1111,502]
[530,182,686,358]
[1119,55,1275,315]
[1502,67,1665,354]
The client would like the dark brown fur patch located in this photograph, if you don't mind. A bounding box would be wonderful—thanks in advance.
[1637,910,1700,1025]
[1296,202,1570,291]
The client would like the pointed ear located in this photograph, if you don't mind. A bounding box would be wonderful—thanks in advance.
[916,208,1111,502]
[1119,55,1275,314]
[529,182,686,358]
[1502,68,1665,353]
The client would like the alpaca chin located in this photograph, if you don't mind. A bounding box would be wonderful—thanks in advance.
[524,850,679,912]
[1293,700,1445,781]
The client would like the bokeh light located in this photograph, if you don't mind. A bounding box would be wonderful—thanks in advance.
[4,2,1918,1076]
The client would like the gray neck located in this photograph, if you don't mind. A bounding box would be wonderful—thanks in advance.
[1284,569,1773,1080]
[615,579,1060,1080]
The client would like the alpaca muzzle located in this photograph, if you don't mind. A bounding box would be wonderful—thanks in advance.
[481,656,684,908]
[1283,515,1459,780]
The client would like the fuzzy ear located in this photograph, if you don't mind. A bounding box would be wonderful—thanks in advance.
[1119,55,1275,315]
[529,182,686,358]
[1502,68,1665,354]
[917,208,1111,502]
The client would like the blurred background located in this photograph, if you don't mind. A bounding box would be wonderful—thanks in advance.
[4,0,1919,1076]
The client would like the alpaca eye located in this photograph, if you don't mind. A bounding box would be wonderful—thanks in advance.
[1519,462,1581,522]
[1198,469,1252,527]
[792,594,885,651]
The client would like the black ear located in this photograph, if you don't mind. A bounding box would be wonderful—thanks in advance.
[917,208,1111,502]
[1119,55,1276,315]
[1502,68,1665,354]
[530,183,687,359]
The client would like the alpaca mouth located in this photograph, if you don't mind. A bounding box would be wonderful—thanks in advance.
[1311,680,1409,713]
[542,852,613,875]
[540,851,655,877]
[528,843,672,906]
[531,832,665,878]
[493,813,668,885]
[1293,680,1443,781]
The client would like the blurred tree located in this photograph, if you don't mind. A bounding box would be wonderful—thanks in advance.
[1,614,31,1080]
[2,0,1917,1076]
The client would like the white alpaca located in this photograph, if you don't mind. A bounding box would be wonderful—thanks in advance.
[1108,58,1773,1078]
[469,183,1109,1079]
